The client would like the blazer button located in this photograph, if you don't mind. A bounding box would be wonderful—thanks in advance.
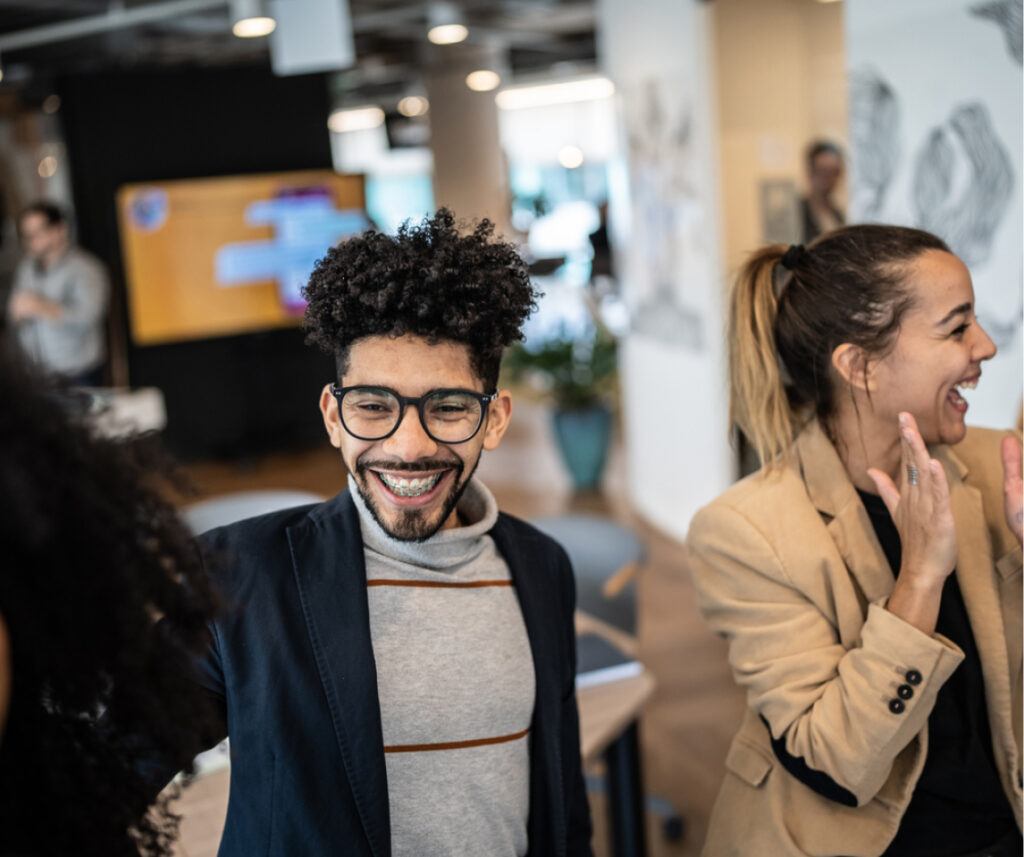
[897,684,914,700]
[889,698,906,714]
[905,669,922,686]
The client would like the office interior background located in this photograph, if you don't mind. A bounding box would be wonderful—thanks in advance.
[0,0,1021,854]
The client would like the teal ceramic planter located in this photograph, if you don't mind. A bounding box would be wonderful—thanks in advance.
[551,405,613,491]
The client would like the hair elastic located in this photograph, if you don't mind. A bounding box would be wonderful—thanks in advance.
[780,244,807,270]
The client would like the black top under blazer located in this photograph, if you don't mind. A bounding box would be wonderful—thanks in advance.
[181,489,593,857]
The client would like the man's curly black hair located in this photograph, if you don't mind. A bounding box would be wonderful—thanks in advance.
[303,208,539,390]
[0,336,220,857]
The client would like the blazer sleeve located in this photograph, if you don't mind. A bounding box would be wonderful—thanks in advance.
[687,502,965,807]
[557,546,594,856]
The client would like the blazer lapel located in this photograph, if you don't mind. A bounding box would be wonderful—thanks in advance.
[287,491,391,857]
[490,517,567,857]
[796,421,895,605]
[935,445,1020,796]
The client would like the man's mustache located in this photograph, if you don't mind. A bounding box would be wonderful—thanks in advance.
[356,458,461,474]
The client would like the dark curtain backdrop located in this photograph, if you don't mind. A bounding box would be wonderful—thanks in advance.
[58,65,337,458]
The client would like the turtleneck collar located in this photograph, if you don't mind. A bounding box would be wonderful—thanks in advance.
[348,474,500,572]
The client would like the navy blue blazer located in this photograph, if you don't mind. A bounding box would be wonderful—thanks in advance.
[187,489,593,857]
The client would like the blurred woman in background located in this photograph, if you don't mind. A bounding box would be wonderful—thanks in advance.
[0,334,218,857]
[687,225,1022,857]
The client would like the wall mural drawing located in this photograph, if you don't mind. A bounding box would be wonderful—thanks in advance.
[849,68,901,221]
[848,0,1023,426]
[623,78,706,350]
[911,102,1014,266]
[981,298,1024,350]
[970,0,1023,64]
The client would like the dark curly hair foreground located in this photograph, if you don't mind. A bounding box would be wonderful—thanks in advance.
[0,338,219,857]
[303,208,539,389]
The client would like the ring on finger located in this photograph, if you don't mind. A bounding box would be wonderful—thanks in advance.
[907,464,920,486]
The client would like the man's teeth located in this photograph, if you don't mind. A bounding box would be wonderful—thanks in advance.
[378,472,443,497]
[956,377,978,391]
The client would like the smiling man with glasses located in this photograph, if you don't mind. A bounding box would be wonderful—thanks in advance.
[176,209,593,857]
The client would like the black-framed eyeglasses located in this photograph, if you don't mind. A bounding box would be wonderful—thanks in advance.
[330,384,497,444]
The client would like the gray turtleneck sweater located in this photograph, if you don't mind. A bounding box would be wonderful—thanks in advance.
[349,476,536,857]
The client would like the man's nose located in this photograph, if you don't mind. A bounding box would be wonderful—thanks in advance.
[381,404,438,461]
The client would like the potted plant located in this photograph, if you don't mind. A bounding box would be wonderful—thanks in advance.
[504,322,618,491]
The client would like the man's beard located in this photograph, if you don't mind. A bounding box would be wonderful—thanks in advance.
[354,455,480,542]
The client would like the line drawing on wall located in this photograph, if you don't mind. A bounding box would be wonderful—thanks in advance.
[849,67,901,221]
[970,0,1023,64]
[911,102,1014,266]
[623,78,706,350]
[847,0,1022,428]
[980,298,1023,349]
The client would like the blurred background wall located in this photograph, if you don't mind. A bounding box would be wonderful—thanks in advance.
[59,67,337,456]
[716,0,847,273]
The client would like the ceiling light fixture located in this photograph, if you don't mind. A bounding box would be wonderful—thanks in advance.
[496,76,615,110]
[397,95,430,117]
[231,0,276,38]
[427,3,468,44]
[558,145,584,169]
[465,69,500,92]
[38,156,58,178]
[327,106,385,133]
[428,23,468,44]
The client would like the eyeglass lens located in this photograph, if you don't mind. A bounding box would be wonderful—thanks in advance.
[340,387,484,443]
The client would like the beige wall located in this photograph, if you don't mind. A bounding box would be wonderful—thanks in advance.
[714,0,847,277]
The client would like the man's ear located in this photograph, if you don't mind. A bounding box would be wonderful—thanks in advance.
[320,384,344,448]
[831,343,876,393]
[481,389,513,451]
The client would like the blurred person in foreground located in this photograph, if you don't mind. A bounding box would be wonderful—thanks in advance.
[0,335,219,856]
[687,226,1022,856]
[160,209,592,856]
[6,202,109,386]
[800,140,846,243]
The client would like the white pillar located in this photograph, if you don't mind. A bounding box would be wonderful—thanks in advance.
[597,0,734,539]
[424,42,511,234]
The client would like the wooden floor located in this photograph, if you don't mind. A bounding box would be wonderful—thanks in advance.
[168,400,746,857]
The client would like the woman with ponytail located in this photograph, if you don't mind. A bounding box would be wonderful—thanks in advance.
[687,225,1022,857]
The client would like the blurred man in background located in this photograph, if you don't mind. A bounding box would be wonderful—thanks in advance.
[7,202,109,386]
[800,140,846,243]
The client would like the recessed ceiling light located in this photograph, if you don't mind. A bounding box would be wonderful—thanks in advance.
[398,96,430,117]
[231,0,276,38]
[496,76,615,110]
[427,23,469,45]
[465,69,501,92]
[558,146,584,169]
[38,156,58,178]
[327,106,386,133]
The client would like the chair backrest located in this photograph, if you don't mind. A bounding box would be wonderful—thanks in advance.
[529,514,646,636]
[183,490,326,536]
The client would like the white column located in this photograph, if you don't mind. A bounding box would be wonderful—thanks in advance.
[597,0,734,539]
[424,42,511,234]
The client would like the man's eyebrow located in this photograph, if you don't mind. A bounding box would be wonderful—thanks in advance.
[936,302,973,326]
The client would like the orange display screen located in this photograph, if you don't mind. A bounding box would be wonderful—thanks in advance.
[117,170,366,345]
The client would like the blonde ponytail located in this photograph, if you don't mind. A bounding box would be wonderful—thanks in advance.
[728,246,797,467]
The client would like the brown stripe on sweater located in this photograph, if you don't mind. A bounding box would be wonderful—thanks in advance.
[383,727,530,754]
[367,578,513,589]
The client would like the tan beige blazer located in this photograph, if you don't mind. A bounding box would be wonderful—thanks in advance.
[687,420,1022,857]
